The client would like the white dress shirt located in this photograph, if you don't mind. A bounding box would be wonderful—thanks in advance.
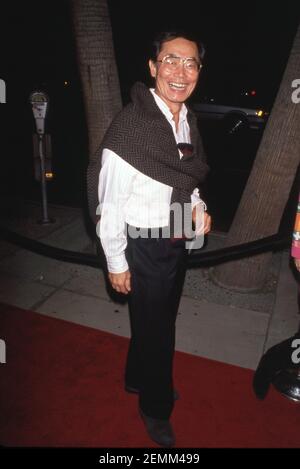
[98,89,205,273]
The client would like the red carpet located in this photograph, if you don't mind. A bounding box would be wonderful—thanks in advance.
[0,302,299,448]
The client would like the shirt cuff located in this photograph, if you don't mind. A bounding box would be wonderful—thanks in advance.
[191,193,207,211]
[106,254,129,274]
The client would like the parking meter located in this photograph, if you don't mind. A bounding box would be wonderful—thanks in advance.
[29,91,48,134]
[32,134,53,182]
[29,91,54,224]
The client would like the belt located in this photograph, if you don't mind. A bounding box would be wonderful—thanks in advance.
[127,225,189,242]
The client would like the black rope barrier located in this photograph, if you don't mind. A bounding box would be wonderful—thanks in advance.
[0,225,291,269]
[188,232,290,267]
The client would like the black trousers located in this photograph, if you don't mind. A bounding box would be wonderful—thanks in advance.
[125,233,188,419]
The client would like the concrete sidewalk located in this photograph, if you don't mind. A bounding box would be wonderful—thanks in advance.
[0,201,299,371]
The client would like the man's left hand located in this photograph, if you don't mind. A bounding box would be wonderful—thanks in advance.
[203,212,212,234]
[192,205,212,235]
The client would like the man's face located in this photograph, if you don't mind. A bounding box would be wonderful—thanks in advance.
[149,37,200,110]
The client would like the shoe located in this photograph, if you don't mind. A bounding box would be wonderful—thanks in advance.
[139,408,175,447]
[125,385,179,401]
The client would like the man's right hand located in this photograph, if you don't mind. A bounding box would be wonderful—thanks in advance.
[108,270,131,294]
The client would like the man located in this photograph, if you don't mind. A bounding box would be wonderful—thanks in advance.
[97,31,211,447]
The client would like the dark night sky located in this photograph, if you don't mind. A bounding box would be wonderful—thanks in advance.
[1,0,300,107]
[0,0,299,214]
[108,0,300,106]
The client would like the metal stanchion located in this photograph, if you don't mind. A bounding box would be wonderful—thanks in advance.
[273,368,300,402]
[272,286,300,401]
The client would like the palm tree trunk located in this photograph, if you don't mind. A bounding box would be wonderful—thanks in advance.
[70,0,122,222]
[212,22,300,291]
[71,0,121,154]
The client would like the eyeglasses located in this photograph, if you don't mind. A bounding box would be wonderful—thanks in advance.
[157,55,202,72]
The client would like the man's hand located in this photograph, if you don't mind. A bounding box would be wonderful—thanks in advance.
[202,212,212,234]
[192,205,212,235]
[108,270,131,294]
[295,259,300,272]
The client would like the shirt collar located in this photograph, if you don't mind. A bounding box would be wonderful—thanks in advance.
[150,88,188,124]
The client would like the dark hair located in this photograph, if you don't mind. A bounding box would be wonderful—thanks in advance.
[149,31,205,62]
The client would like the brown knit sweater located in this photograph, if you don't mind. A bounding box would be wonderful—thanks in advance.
[87,82,209,226]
